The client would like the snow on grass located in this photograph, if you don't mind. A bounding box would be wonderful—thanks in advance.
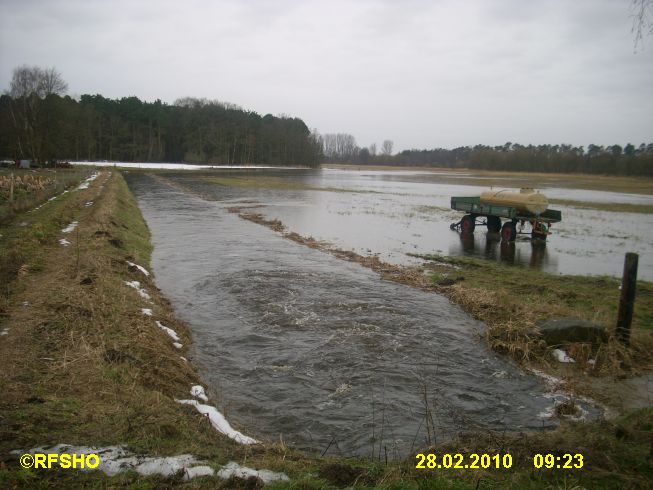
[124,280,151,300]
[61,221,78,233]
[30,190,68,212]
[85,201,94,207]
[141,308,153,316]
[70,161,302,170]
[14,444,214,479]
[173,342,183,349]
[217,461,289,483]
[76,173,99,190]
[176,399,258,445]
[59,238,71,247]
[1,328,9,336]
[156,321,180,341]
[126,260,150,276]
[552,348,575,363]
[180,356,188,362]
[191,385,208,402]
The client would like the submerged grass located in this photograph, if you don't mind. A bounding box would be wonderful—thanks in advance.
[202,175,385,194]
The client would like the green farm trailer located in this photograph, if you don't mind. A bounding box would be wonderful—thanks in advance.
[449,196,562,241]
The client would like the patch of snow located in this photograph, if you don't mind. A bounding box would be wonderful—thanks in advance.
[85,201,94,207]
[180,356,188,362]
[124,281,151,300]
[59,238,71,247]
[70,161,302,170]
[76,173,99,190]
[126,260,150,276]
[15,444,214,479]
[217,461,289,483]
[141,308,153,316]
[61,221,78,233]
[191,385,208,402]
[1,328,9,336]
[176,400,258,445]
[22,301,30,306]
[184,465,214,480]
[588,359,596,366]
[173,342,183,349]
[156,321,180,341]
[552,349,575,363]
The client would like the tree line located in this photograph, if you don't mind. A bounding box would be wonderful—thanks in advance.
[318,133,653,176]
[0,66,322,167]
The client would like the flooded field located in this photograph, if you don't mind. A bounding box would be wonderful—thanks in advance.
[124,168,627,457]
[145,168,653,280]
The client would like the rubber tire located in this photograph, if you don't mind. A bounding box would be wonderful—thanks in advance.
[501,222,516,242]
[461,215,475,234]
[486,216,501,233]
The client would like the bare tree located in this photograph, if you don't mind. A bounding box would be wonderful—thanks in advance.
[632,0,653,49]
[369,143,377,156]
[9,65,67,98]
[40,67,68,96]
[381,139,394,156]
[6,65,68,162]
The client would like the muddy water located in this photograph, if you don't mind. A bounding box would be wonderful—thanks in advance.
[126,172,599,458]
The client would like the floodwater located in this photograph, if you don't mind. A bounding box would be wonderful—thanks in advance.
[125,170,608,458]
[159,168,653,280]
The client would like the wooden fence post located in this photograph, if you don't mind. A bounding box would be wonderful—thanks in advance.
[616,252,638,345]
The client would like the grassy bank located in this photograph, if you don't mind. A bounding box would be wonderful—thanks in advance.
[1,172,651,488]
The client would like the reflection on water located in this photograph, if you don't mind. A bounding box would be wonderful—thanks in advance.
[126,172,602,458]
[453,231,551,269]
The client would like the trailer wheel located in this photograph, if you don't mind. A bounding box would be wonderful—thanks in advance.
[461,215,475,234]
[501,222,516,242]
[486,216,501,233]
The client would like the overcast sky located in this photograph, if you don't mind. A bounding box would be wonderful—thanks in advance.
[1,0,651,151]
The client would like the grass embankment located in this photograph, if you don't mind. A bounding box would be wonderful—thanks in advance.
[1,172,651,488]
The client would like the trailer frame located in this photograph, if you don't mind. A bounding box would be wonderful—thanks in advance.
[449,196,562,241]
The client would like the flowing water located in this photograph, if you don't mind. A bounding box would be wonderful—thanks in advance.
[124,169,623,458]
